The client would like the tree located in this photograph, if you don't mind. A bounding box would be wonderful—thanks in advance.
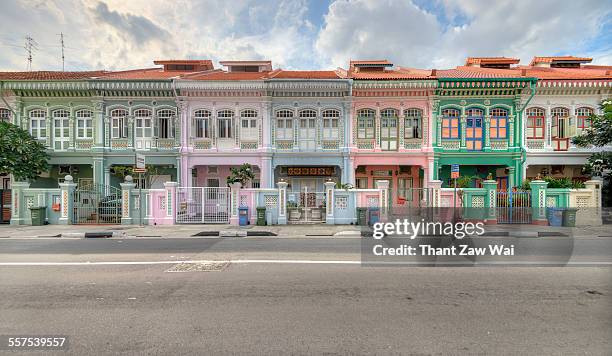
[572,99,612,206]
[226,163,255,186]
[0,121,49,181]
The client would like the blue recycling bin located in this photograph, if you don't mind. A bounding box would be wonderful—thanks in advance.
[368,207,380,225]
[239,207,249,226]
[547,207,563,227]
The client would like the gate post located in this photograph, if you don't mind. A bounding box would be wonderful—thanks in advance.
[277,180,288,225]
[530,179,548,225]
[482,180,497,224]
[120,176,136,225]
[58,175,76,225]
[324,180,336,225]
[229,182,242,225]
[428,180,442,207]
[375,180,389,221]
[10,181,30,225]
[163,181,178,224]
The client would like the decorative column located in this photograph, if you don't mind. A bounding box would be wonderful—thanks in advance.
[585,179,603,226]
[482,179,497,224]
[508,114,515,147]
[398,110,405,148]
[229,182,242,225]
[58,175,76,225]
[120,175,136,225]
[10,181,29,225]
[429,180,442,207]
[375,179,389,220]
[45,107,52,148]
[484,114,491,149]
[530,179,548,225]
[507,166,516,189]
[93,157,104,186]
[324,180,336,225]
[545,107,552,149]
[459,113,467,149]
[261,156,272,188]
[127,115,134,149]
[277,180,288,225]
[93,100,105,149]
[262,98,272,149]
[163,181,178,224]
[68,110,75,150]
[104,116,110,148]
[375,110,381,150]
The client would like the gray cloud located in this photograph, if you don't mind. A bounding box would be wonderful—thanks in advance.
[91,1,170,44]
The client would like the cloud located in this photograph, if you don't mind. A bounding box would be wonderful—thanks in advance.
[91,2,170,44]
[0,0,609,72]
[316,0,612,69]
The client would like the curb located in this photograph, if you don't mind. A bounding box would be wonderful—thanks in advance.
[61,231,127,239]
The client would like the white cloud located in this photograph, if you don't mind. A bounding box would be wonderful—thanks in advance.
[0,0,610,72]
[316,0,612,69]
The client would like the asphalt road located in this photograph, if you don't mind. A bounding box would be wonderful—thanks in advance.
[1,237,611,355]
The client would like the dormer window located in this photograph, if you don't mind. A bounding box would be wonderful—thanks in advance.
[220,61,272,72]
[350,60,393,72]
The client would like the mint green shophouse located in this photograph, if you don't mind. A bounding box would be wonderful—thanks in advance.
[431,75,537,189]
[4,76,180,190]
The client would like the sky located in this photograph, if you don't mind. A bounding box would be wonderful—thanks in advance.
[0,0,610,72]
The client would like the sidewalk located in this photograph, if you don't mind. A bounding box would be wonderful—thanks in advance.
[0,223,610,239]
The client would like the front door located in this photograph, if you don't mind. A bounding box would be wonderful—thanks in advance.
[380,117,398,151]
[299,118,316,150]
[135,116,153,149]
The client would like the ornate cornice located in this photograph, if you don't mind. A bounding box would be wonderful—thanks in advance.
[353,80,436,89]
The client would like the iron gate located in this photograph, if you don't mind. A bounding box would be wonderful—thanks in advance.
[176,187,229,224]
[287,188,326,224]
[73,183,121,224]
[497,189,532,224]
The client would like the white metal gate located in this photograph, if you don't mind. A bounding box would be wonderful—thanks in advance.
[176,187,229,224]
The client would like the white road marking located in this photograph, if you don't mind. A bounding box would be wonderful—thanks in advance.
[0,260,611,266]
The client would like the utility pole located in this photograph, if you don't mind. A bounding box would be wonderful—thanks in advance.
[58,32,65,71]
[24,35,38,71]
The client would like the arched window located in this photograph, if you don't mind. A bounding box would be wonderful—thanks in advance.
[240,109,258,141]
[134,108,153,139]
[465,108,484,150]
[441,108,460,139]
[404,108,422,139]
[76,110,93,139]
[194,109,211,138]
[276,109,293,140]
[551,107,570,139]
[576,107,593,130]
[29,109,46,139]
[0,108,11,123]
[217,109,233,138]
[380,109,398,151]
[380,108,398,118]
[157,109,175,139]
[357,108,375,139]
[110,109,128,139]
[52,109,70,150]
[322,109,340,140]
[490,108,508,139]
[526,107,545,139]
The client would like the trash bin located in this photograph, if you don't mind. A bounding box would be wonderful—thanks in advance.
[562,208,577,227]
[368,207,380,226]
[256,207,266,226]
[547,207,563,227]
[356,207,368,225]
[29,206,47,226]
[238,207,249,226]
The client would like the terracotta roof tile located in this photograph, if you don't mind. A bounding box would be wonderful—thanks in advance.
[183,70,271,80]
[465,57,520,65]
[96,67,202,80]
[350,67,433,80]
[0,71,107,80]
[515,66,612,80]
[529,56,592,66]
[269,70,340,79]
[435,66,523,78]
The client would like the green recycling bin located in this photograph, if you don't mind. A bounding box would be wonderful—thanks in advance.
[562,208,577,227]
[29,206,47,226]
[256,207,267,226]
[357,207,368,225]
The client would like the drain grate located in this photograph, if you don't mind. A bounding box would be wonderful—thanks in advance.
[166,261,229,272]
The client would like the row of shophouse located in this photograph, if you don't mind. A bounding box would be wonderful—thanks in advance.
[0,56,610,225]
